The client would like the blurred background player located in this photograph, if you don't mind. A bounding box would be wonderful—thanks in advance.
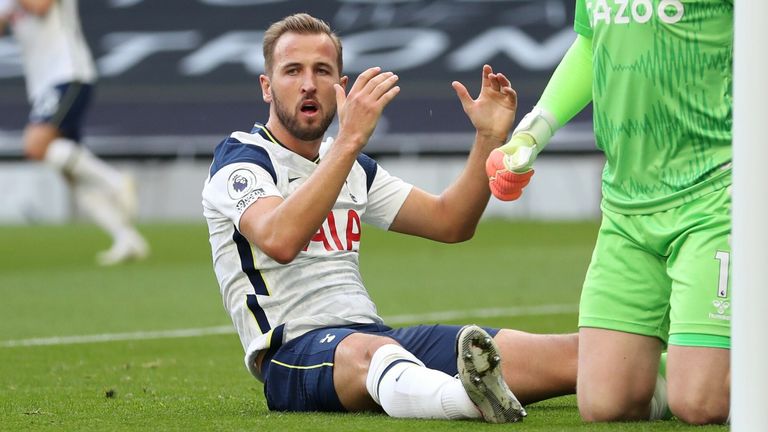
[203,13,578,423]
[0,0,148,265]
[485,0,732,425]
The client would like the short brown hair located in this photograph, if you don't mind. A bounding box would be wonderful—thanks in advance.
[263,13,343,75]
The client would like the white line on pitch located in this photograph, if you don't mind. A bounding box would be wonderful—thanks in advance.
[0,303,577,348]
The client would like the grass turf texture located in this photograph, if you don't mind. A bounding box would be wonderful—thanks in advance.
[0,221,728,431]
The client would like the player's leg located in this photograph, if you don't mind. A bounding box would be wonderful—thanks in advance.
[493,329,577,403]
[22,122,59,161]
[577,211,671,421]
[260,324,481,419]
[354,330,482,420]
[384,324,524,422]
[333,331,401,412]
[667,346,729,424]
[578,328,663,420]
[26,84,124,193]
[666,187,731,424]
[25,83,148,264]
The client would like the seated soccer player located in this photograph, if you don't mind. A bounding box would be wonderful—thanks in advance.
[202,13,578,422]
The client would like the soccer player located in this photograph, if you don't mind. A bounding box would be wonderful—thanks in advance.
[0,0,148,265]
[202,13,578,422]
[485,0,732,425]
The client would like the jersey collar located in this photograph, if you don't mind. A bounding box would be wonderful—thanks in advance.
[251,123,321,163]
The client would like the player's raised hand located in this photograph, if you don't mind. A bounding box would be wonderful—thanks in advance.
[334,66,400,151]
[452,64,517,144]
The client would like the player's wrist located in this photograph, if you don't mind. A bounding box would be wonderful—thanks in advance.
[475,130,508,148]
[332,131,367,154]
[495,106,559,172]
[511,106,559,153]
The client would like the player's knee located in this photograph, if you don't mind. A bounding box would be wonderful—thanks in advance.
[23,124,59,160]
[23,142,49,160]
[578,391,653,422]
[669,390,729,425]
[337,333,398,366]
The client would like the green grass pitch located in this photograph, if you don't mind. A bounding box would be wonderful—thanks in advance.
[0,220,728,431]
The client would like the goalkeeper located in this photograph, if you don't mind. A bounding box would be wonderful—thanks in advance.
[486,0,732,425]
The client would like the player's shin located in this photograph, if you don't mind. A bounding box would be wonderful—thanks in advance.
[366,344,480,420]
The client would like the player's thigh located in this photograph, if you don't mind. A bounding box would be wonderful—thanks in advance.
[665,188,731,423]
[578,327,663,421]
[667,187,732,341]
[333,331,399,411]
[25,82,93,153]
[261,325,386,412]
[385,324,499,377]
[579,211,672,341]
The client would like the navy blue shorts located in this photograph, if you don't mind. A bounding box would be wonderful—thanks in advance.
[260,323,499,412]
[29,82,94,142]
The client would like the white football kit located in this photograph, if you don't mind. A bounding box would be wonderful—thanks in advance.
[202,124,413,380]
[8,0,96,102]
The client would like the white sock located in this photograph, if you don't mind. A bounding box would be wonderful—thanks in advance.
[649,373,671,420]
[45,138,122,192]
[74,182,134,242]
[365,344,480,420]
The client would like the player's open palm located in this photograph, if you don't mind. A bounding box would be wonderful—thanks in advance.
[452,64,517,143]
[334,67,400,151]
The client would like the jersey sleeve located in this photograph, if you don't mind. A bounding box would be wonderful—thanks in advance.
[202,162,283,229]
[362,165,413,230]
[536,34,593,126]
[574,0,592,38]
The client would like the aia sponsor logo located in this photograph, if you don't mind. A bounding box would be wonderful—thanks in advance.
[303,209,362,253]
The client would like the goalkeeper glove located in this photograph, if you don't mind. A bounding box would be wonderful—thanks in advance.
[485,107,558,201]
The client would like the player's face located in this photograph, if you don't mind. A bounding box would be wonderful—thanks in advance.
[264,33,343,141]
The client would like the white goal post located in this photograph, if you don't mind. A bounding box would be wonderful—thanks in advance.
[732,0,768,429]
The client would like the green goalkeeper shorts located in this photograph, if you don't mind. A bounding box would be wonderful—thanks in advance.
[578,186,732,348]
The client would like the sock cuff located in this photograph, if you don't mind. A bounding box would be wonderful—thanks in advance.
[365,344,423,405]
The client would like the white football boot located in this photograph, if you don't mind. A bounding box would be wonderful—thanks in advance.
[96,229,150,266]
[456,325,527,423]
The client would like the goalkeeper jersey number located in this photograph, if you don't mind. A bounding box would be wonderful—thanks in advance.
[575,0,733,214]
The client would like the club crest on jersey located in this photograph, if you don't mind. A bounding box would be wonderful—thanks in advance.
[227,169,257,200]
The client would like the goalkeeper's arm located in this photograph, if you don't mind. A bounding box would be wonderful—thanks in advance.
[486,34,594,201]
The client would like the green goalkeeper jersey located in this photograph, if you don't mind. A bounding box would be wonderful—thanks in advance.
[575,0,733,214]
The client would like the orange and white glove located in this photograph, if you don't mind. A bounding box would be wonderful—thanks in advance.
[485,106,559,201]
[485,134,537,201]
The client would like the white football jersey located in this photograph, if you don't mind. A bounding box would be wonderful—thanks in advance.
[9,0,97,101]
[202,124,413,380]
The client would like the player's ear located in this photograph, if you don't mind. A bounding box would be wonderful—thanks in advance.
[260,74,272,103]
[340,75,349,90]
